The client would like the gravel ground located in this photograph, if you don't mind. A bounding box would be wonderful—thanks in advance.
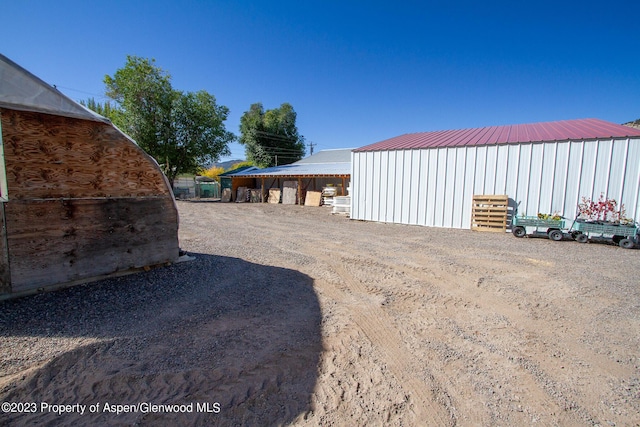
[1,201,639,426]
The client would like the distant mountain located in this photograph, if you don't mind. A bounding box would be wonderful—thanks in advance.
[213,159,246,170]
[623,119,640,129]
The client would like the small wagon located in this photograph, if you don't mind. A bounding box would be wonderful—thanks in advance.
[512,216,566,241]
[569,220,638,249]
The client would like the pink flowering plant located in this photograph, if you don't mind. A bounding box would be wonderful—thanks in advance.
[577,194,631,224]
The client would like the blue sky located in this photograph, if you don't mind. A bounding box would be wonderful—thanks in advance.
[3,1,639,161]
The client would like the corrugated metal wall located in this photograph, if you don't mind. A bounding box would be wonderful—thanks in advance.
[351,138,640,229]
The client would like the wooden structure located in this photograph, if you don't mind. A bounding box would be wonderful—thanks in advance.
[0,54,179,299]
[471,195,509,232]
[219,166,259,201]
[228,149,352,205]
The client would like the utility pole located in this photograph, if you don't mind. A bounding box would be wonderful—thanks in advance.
[308,141,316,155]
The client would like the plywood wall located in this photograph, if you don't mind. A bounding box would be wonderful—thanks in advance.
[5,198,178,292]
[1,109,169,199]
[0,109,179,297]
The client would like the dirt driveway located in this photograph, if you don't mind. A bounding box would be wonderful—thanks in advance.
[1,201,639,426]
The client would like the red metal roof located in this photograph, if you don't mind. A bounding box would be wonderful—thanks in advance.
[354,118,640,152]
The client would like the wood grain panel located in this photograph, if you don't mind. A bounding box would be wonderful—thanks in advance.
[0,203,9,293]
[1,109,170,199]
[4,198,179,292]
[304,191,322,206]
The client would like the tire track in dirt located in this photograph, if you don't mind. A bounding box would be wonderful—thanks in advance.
[299,247,454,426]
[371,247,622,425]
[298,238,580,424]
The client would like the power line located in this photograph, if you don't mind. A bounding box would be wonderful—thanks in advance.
[254,130,298,142]
[258,146,304,153]
[54,85,110,100]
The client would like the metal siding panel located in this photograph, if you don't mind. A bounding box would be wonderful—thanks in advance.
[462,147,477,229]
[538,142,557,215]
[607,139,627,204]
[401,151,412,224]
[443,148,457,227]
[516,144,532,215]
[387,151,397,222]
[395,151,405,223]
[360,152,368,220]
[406,150,414,224]
[505,145,520,206]
[593,139,613,198]
[494,145,509,195]
[368,152,377,221]
[580,140,598,201]
[359,152,369,220]
[434,148,447,227]
[409,150,421,225]
[484,145,498,194]
[528,144,544,215]
[552,142,570,215]
[426,149,438,226]
[350,153,360,219]
[401,150,412,224]
[372,151,382,221]
[564,141,584,217]
[452,147,467,228]
[357,153,367,220]
[354,152,365,220]
[378,151,389,222]
[623,139,640,220]
[474,146,487,194]
[417,150,429,225]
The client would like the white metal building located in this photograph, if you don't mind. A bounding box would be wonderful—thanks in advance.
[351,118,640,229]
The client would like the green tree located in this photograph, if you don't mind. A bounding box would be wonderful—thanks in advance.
[238,102,305,168]
[101,56,235,187]
[80,97,116,118]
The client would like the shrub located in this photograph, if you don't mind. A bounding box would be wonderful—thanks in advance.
[577,194,626,223]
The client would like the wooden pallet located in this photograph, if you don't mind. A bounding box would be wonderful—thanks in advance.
[471,195,509,232]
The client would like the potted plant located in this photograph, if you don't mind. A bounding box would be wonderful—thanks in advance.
[577,194,631,224]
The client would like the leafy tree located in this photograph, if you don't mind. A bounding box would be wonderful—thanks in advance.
[100,56,235,187]
[200,165,225,180]
[238,102,305,168]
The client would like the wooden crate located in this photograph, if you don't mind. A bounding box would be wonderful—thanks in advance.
[471,195,509,232]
